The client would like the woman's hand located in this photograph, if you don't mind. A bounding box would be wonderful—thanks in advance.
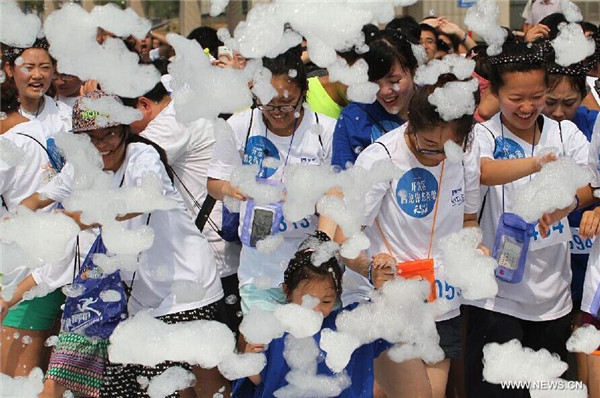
[222,183,247,201]
[524,24,550,43]
[57,209,97,230]
[371,253,396,289]
[538,202,574,238]
[580,207,600,239]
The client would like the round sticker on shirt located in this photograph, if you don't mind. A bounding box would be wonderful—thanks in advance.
[396,167,439,218]
[494,137,526,160]
[244,136,280,178]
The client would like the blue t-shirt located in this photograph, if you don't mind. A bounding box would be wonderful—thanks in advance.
[332,101,404,169]
[233,304,392,398]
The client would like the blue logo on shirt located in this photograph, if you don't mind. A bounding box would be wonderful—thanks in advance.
[244,136,280,178]
[494,137,526,160]
[396,168,439,218]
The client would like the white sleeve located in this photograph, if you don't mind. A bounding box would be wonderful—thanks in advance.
[355,144,394,227]
[140,117,189,164]
[319,114,335,165]
[589,117,600,188]
[207,112,247,181]
[30,236,77,290]
[463,141,481,214]
[474,123,496,160]
[127,146,170,190]
[562,120,590,166]
[37,163,75,202]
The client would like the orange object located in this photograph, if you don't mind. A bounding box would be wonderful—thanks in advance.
[396,258,436,302]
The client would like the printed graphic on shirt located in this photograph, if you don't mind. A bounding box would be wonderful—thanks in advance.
[494,136,526,160]
[244,136,280,178]
[396,167,439,218]
[450,186,465,207]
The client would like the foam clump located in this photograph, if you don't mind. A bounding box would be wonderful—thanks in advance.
[99,289,122,303]
[0,0,41,48]
[218,352,267,380]
[328,58,378,104]
[483,339,567,384]
[444,140,464,164]
[79,96,143,127]
[512,156,590,223]
[62,283,85,298]
[413,55,475,85]
[109,312,262,379]
[551,23,596,67]
[428,78,479,122]
[566,324,600,354]
[167,33,252,122]
[230,165,284,205]
[274,302,324,339]
[93,253,138,273]
[90,3,151,40]
[320,278,443,373]
[0,367,44,397]
[438,227,498,300]
[0,136,26,167]
[274,335,351,398]
[464,0,508,56]
[22,282,53,301]
[146,367,195,398]
[239,308,285,345]
[101,224,155,256]
[172,281,207,304]
[560,0,583,23]
[44,3,159,97]
[0,207,79,271]
[256,234,285,254]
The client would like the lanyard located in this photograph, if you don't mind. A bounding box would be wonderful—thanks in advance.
[262,113,300,181]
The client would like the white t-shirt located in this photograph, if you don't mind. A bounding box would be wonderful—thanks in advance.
[207,105,336,288]
[140,101,240,278]
[582,113,600,317]
[57,95,78,109]
[20,95,71,137]
[34,143,223,317]
[341,123,481,321]
[469,113,590,321]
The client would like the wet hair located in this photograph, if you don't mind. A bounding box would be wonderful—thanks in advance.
[488,41,548,94]
[187,26,223,59]
[262,49,308,92]
[283,231,343,299]
[547,73,588,99]
[0,80,20,114]
[385,16,421,45]
[407,73,474,151]
[362,29,418,82]
[582,21,598,36]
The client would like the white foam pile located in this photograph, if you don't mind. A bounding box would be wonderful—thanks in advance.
[566,324,600,354]
[414,55,475,85]
[22,282,53,301]
[464,0,508,56]
[0,0,41,48]
[274,335,351,398]
[551,23,596,67]
[321,278,443,373]
[100,223,155,256]
[274,300,324,339]
[93,253,139,273]
[327,58,378,104]
[109,312,266,379]
[79,96,143,127]
[559,0,583,23]
[44,335,59,347]
[210,0,230,17]
[428,78,479,122]
[43,3,159,97]
[444,140,464,164]
[230,164,284,205]
[0,367,44,397]
[99,289,122,303]
[0,136,26,167]
[438,227,498,300]
[239,308,286,344]
[411,43,428,66]
[172,280,208,304]
[249,60,278,106]
[146,367,195,398]
[256,234,285,254]
[0,207,79,271]
[166,33,253,122]
[300,235,340,267]
[512,155,591,223]
[483,339,567,384]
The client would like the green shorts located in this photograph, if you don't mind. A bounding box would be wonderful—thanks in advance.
[2,289,65,330]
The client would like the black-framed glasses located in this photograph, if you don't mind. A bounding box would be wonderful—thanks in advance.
[76,127,125,145]
[255,96,303,113]
[414,133,445,155]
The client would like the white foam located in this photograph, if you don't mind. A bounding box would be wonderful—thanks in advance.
[79,96,143,127]
[0,367,44,397]
[274,302,324,339]
[99,289,122,303]
[0,0,42,48]
[256,234,285,254]
[566,324,600,354]
[464,0,508,56]
[559,0,583,23]
[444,140,465,164]
[239,308,285,345]
[0,136,26,167]
[146,367,195,398]
[551,23,596,67]
[414,55,475,86]
[428,78,478,122]
[217,352,267,380]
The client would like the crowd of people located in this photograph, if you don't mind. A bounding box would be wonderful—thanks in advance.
[1,2,600,398]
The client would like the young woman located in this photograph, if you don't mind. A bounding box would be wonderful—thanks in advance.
[331,28,417,169]
[233,232,410,398]
[3,38,71,134]
[3,91,226,398]
[340,73,480,398]
[465,41,591,397]
[207,50,336,315]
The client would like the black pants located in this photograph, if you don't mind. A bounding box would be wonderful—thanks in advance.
[464,305,572,398]
[217,273,243,339]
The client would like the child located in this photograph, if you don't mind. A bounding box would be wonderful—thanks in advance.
[233,231,417,398]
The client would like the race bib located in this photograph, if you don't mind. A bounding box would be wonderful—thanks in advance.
[529,218,571,251]
[569,227,595,255]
